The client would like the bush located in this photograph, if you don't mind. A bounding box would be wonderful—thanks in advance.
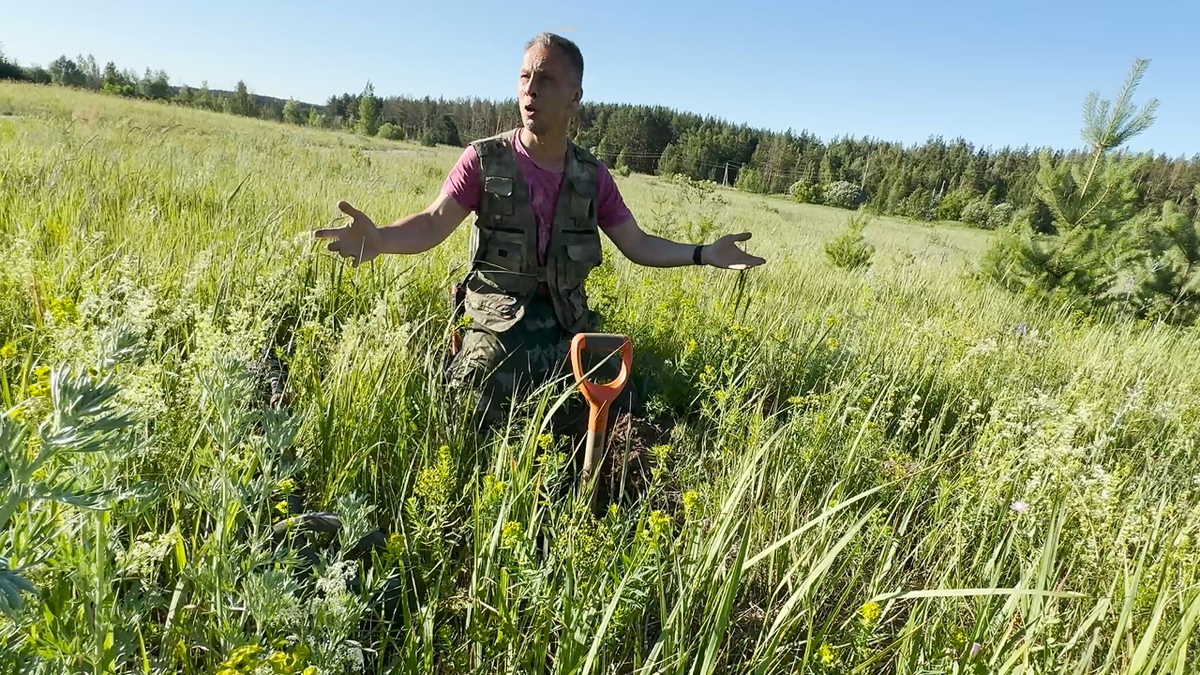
[419,128,438,147]
[734,167,765,194]
[936,189,972,221]
[788,180,823,204]
[614,164,631,178]
[377,123,405,141]
[960,198,991,227]
[824,212,875,270]
[987,202,1015,229]
[823,181,862,210]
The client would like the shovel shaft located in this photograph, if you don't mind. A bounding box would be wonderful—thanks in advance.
[582,427,603,484]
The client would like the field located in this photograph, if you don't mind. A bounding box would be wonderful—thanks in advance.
[2,83,1200,674]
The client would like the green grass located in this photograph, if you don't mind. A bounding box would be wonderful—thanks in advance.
[3,82,1200,674]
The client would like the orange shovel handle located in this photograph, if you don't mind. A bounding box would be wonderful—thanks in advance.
[569,333,633,431]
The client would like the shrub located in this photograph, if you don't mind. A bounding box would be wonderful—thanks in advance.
[419,128,438,147]
[824,212,875,270]
[960,198,991,227]
[789,180,823,204]
[987,203,1015,229]
[614,164,631,178]
[377,123,405,141]
[734,167,765,194]
[936,189,972,221]
[823,181,862,210]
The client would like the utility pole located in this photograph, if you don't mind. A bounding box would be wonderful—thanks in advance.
[723,161,729,186]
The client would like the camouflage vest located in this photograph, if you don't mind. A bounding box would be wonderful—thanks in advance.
[459,129,603,334]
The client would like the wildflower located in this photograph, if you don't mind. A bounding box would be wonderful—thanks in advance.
[536,433,554,451]
[1010,500,1030,514]
[859,601,882,624]
[0,343,15,359]
[825,338,839,351]
[817,642,837,666]
[970,642,983,657]
[682,490,699,514]
[648,510,671,538]
[385,532,405,560]
[274,500,289,515]
[302,668,318,675]
[276,477,297,495]
[501,520,522,550]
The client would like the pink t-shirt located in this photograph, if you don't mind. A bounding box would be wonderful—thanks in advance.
[441,130,633,265]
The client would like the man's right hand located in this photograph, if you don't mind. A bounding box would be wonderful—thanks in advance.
[315,201,382,268]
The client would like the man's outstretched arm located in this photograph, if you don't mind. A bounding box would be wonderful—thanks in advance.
[315,195,471,267]
[601,216,766,270]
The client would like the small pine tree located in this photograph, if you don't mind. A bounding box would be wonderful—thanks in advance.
[195,81,211,110]
[356,82,380,136]
[983,58,1175,320]
[230,80,255,117]
[282,98,302,125]
[824,212,876,270]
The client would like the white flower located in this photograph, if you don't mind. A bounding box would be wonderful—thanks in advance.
[1011,500,1030,514]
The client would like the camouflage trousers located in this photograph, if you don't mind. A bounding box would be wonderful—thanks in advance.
[446,295,636,432]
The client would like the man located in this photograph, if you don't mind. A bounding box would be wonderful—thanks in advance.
[316,33,765,428]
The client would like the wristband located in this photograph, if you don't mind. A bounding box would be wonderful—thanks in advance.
[693,244,705,266]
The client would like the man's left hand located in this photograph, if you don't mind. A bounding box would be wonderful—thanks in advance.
[703,233,766,270]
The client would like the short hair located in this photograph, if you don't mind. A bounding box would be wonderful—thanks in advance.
[525,32,584,84]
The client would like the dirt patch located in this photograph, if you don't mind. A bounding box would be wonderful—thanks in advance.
[590,413,677,514]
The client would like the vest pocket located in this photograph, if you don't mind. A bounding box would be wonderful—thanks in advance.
[477,229,526,275]
[561,243,601,289]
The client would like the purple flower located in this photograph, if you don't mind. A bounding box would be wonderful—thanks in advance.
[970,642,983,657]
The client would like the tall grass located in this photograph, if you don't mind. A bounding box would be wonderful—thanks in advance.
[2,82,1200,674]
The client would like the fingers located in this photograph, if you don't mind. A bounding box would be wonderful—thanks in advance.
[327,240,342,252]
[314,228,342,239]
[337,200,363,219]
[731,232,753,242]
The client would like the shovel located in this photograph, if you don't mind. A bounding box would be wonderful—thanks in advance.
[568,332,633,508]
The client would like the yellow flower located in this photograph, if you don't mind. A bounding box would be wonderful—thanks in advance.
[302,668,318,675]
[648,510,671,539]
[276,478,297,495]
[682,490,699,514]
[825,338,839,351]
[817,642,837,666]
[536,433,554,451]
[859,601,882,624]
[385,532,405,560]
[273,500,289,515]
[501,520,523,549]
[0,343,15,359]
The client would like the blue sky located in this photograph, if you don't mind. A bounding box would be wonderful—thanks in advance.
[3,0,1197,156]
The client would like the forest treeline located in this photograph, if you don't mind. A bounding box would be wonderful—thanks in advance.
[3,49,1198,233]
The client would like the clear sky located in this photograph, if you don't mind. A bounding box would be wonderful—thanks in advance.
[2,0,1197,157]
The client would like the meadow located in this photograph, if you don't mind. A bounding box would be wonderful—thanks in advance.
[2,82,1200,674]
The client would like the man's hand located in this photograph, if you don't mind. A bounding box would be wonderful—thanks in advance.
[603,217,768,269]
[315,201,382,268]
[702,232,766,270]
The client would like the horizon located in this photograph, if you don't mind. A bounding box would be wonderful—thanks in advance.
[3,0,1198,158]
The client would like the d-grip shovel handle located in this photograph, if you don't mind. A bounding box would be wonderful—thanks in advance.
[569,333,632,490]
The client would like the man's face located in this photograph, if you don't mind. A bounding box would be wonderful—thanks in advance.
[519,45,581,136]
